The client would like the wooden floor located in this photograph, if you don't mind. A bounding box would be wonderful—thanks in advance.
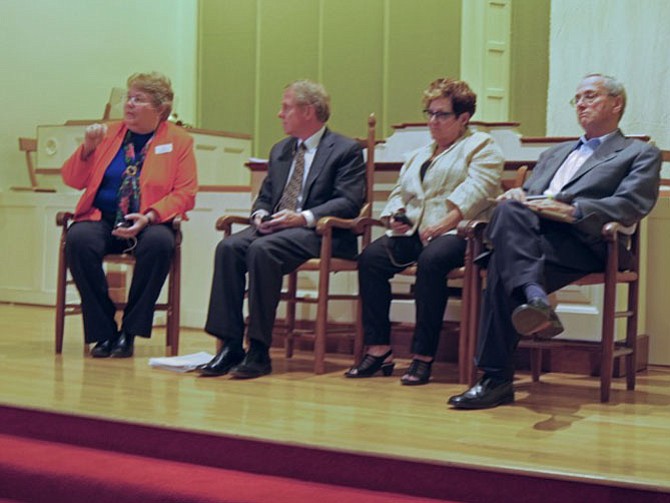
[2,303,670,495]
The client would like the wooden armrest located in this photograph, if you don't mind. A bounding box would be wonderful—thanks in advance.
[457,219,487,239]
[56,211,74,227]
[315,215,357,235]
[601,222,623,242]
[216,214,250,232]
[315,215,385,236]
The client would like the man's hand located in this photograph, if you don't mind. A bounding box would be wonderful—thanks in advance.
[525,198,576,219]
[256,209,307,233]
[497,187,527,202]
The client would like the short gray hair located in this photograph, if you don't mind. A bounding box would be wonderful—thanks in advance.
[584,73,627,118]
[286,80,331,122]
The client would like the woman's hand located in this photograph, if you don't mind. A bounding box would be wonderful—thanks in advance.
[420,208,462,244]
[111,212,151,239]
[82,123,108,160]
[389,217,412,234]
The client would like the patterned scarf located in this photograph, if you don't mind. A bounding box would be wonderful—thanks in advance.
[115,129,153,227]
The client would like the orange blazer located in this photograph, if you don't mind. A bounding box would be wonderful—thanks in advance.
[62,121,198,223]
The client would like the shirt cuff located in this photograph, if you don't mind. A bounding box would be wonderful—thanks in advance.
[302,210,315,227]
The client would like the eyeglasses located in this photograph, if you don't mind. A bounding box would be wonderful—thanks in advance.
[125,94,152,106]
[423,109,456,122]
[569,91,614,107]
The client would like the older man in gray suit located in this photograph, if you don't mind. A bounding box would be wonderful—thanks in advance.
[201,80,366,379]
[449,73,661,409]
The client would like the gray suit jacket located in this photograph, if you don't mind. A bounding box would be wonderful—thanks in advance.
[252,128,366,257]
[523,130,661,246]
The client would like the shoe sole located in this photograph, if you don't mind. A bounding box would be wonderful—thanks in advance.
[448,394,515,410]
[400,378,430,386]
[512,306,551,336]
[230,368,272,379]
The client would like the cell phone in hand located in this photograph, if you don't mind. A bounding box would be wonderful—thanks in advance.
[115,219,133,229]
[392,210,412,226]
[261,214,273,223]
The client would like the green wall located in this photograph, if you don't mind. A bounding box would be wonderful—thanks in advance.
[509,0,550,137]
[198,0,547,158]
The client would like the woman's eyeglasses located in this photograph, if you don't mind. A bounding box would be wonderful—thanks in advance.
[423,109,456,122]
[125,94,152,106]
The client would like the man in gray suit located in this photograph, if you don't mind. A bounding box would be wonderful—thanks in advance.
[449,73,661,409]
[201,80,366,379]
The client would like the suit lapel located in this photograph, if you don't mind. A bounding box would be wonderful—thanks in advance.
[563,131,627,189]
[531,142,578,192]
[302,128,334,199]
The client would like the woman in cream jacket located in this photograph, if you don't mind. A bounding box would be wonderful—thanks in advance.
[346,78,503,385]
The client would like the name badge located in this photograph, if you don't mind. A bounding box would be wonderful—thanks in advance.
[155,143,173,154]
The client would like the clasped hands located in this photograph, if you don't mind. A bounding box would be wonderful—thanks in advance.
[497,188,576,219]
[254,209,307,234]
[112,213,152,239]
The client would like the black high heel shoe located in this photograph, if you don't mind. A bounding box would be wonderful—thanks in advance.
[400,359,433,386]
[344,350,394,378]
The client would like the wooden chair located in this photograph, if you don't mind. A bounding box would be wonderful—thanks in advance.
[12,138,55,193]
[360,164,530,385]
[517,222,641,402]
[54,212,182,356]
[461,191,642,402]
[215,114,377,374]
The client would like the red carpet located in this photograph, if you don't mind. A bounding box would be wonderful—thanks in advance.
[0,405,666,502]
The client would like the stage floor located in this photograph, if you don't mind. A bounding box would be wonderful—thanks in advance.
[1,303,669,497]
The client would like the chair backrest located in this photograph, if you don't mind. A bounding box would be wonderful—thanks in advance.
[18,137,39,188]
[356,113,376,247]
[356,113,376,215]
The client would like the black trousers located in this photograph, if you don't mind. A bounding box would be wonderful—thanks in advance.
[65,218,175,343]
[205,226,322,347]
[358,233,466,357]
[475,200,609,380]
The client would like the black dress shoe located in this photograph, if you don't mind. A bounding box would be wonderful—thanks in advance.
[511,298,563,337]
[447,377,514,410]
[199,345,245,377]
[229,350,272,379]
[110,332,135,358]
[90,338,116,358]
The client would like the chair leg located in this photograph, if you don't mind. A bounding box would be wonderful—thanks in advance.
[285,272,297,358]
[314,266,331,375]
[55,240,68,354]
[530,348,542,382]
[353,297,364,365]
[625,280,639,392]
[600,279,617,403]
[457,274,470,385]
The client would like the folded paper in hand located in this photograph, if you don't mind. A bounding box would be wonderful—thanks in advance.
[148,351,214,373]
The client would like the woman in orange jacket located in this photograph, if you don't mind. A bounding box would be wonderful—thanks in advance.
[62,71,197,358]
